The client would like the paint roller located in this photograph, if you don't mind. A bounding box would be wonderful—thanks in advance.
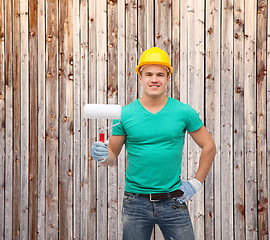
[83,104,122,143]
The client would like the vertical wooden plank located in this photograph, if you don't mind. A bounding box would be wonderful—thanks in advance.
[138,0,147,98]
[257,1,268,239]
[0,0,5,237]
[4,0,13,238]
[187,0,205,238]
[267,0,270,235]
[37,0,46,238]
[12,0,21,238]
[233,1,245,239]
[155,0,172,97]
[205,0,221,239]
[244,0,258,239]
[59,0,73,239]
[96,1,108,239]
[80,0,89,239]
[171,0,180,100]
[117,1,126,239]
[220,0,234,239]
[146,0,154,48]
[89,0,97,238]
[46,0,59,238]
[126,0,137,104]
[107,1,118,239]
[73,0,81,238]
[29,0,38,239]
[20,0,30,238]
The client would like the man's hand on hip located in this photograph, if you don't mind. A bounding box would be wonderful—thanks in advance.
[178,178,203,203]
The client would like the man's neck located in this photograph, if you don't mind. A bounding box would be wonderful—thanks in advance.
[139,95,168,113]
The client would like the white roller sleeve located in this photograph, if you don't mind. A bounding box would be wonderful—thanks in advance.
[83,104,122,119]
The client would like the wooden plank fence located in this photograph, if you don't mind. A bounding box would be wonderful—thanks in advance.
[0,0,269,239]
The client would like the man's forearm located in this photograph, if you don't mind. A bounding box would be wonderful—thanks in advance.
[102,147,117,166]
[195,144,216,183]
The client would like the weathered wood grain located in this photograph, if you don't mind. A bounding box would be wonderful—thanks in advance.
[0,0,5,237]
[73,0,81,238]
[0,1,269,239]
[37,0,46,239]
[80,0,89,239]
[220,0,234,239]
[205,0,221,238]
[29,0,38,239]
[187,0,205,238]
[45,0,59,238]
[4,0,13,238]
[171,0,180,100]
[257,1,268,239]
[267,0,270,235]
[59,0,73,239]
[233,0,245,239]
[20,0,30,238]
[244,1,258,239]
[126,0,138,104]
[12,0,21,238]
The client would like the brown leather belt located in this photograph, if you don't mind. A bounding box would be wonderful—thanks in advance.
[139,190,184,202]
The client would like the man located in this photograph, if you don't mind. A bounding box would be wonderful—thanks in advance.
[91,47,216,240]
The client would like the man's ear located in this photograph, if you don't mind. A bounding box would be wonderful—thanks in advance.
[139,75,142,83]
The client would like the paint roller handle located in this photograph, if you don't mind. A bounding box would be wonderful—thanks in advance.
[99,120,121,142]
[99,133,105,143]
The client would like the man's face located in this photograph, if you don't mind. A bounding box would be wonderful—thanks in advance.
[139,64,170,98]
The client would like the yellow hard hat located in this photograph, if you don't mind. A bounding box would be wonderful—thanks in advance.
[136,47,173,76]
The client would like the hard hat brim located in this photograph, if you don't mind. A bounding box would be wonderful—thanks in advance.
[136,61,173,76]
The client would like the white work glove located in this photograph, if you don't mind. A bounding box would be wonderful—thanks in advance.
[177,178,203,203]
[91,141,109,162]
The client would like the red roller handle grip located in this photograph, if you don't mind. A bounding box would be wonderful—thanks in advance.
[99,133,105,143]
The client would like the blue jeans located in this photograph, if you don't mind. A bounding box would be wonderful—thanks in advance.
[122,192,195,240]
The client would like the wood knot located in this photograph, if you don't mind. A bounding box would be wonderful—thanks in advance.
[236,87,241,93]
[67,169,73,177]
[69,58,73,66]
[47,34,53,42]
[208,28,213,34]
[155,33,161,39]
[47,72,53,78]
[68,73,74,81]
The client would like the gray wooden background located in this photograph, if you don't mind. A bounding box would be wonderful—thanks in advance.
[0,0,269,239]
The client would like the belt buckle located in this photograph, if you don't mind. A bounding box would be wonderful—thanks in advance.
[149,194,160,202]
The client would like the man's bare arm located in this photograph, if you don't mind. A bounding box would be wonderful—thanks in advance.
[188,126,216,183]
[103,135,126,165]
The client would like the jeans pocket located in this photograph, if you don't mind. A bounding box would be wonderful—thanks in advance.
[123,192,136,205]
[171,198,188,210]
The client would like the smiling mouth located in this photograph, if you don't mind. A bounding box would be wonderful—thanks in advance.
[149,85,160,88]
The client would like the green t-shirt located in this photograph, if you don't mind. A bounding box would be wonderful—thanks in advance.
[112,97,203,194]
